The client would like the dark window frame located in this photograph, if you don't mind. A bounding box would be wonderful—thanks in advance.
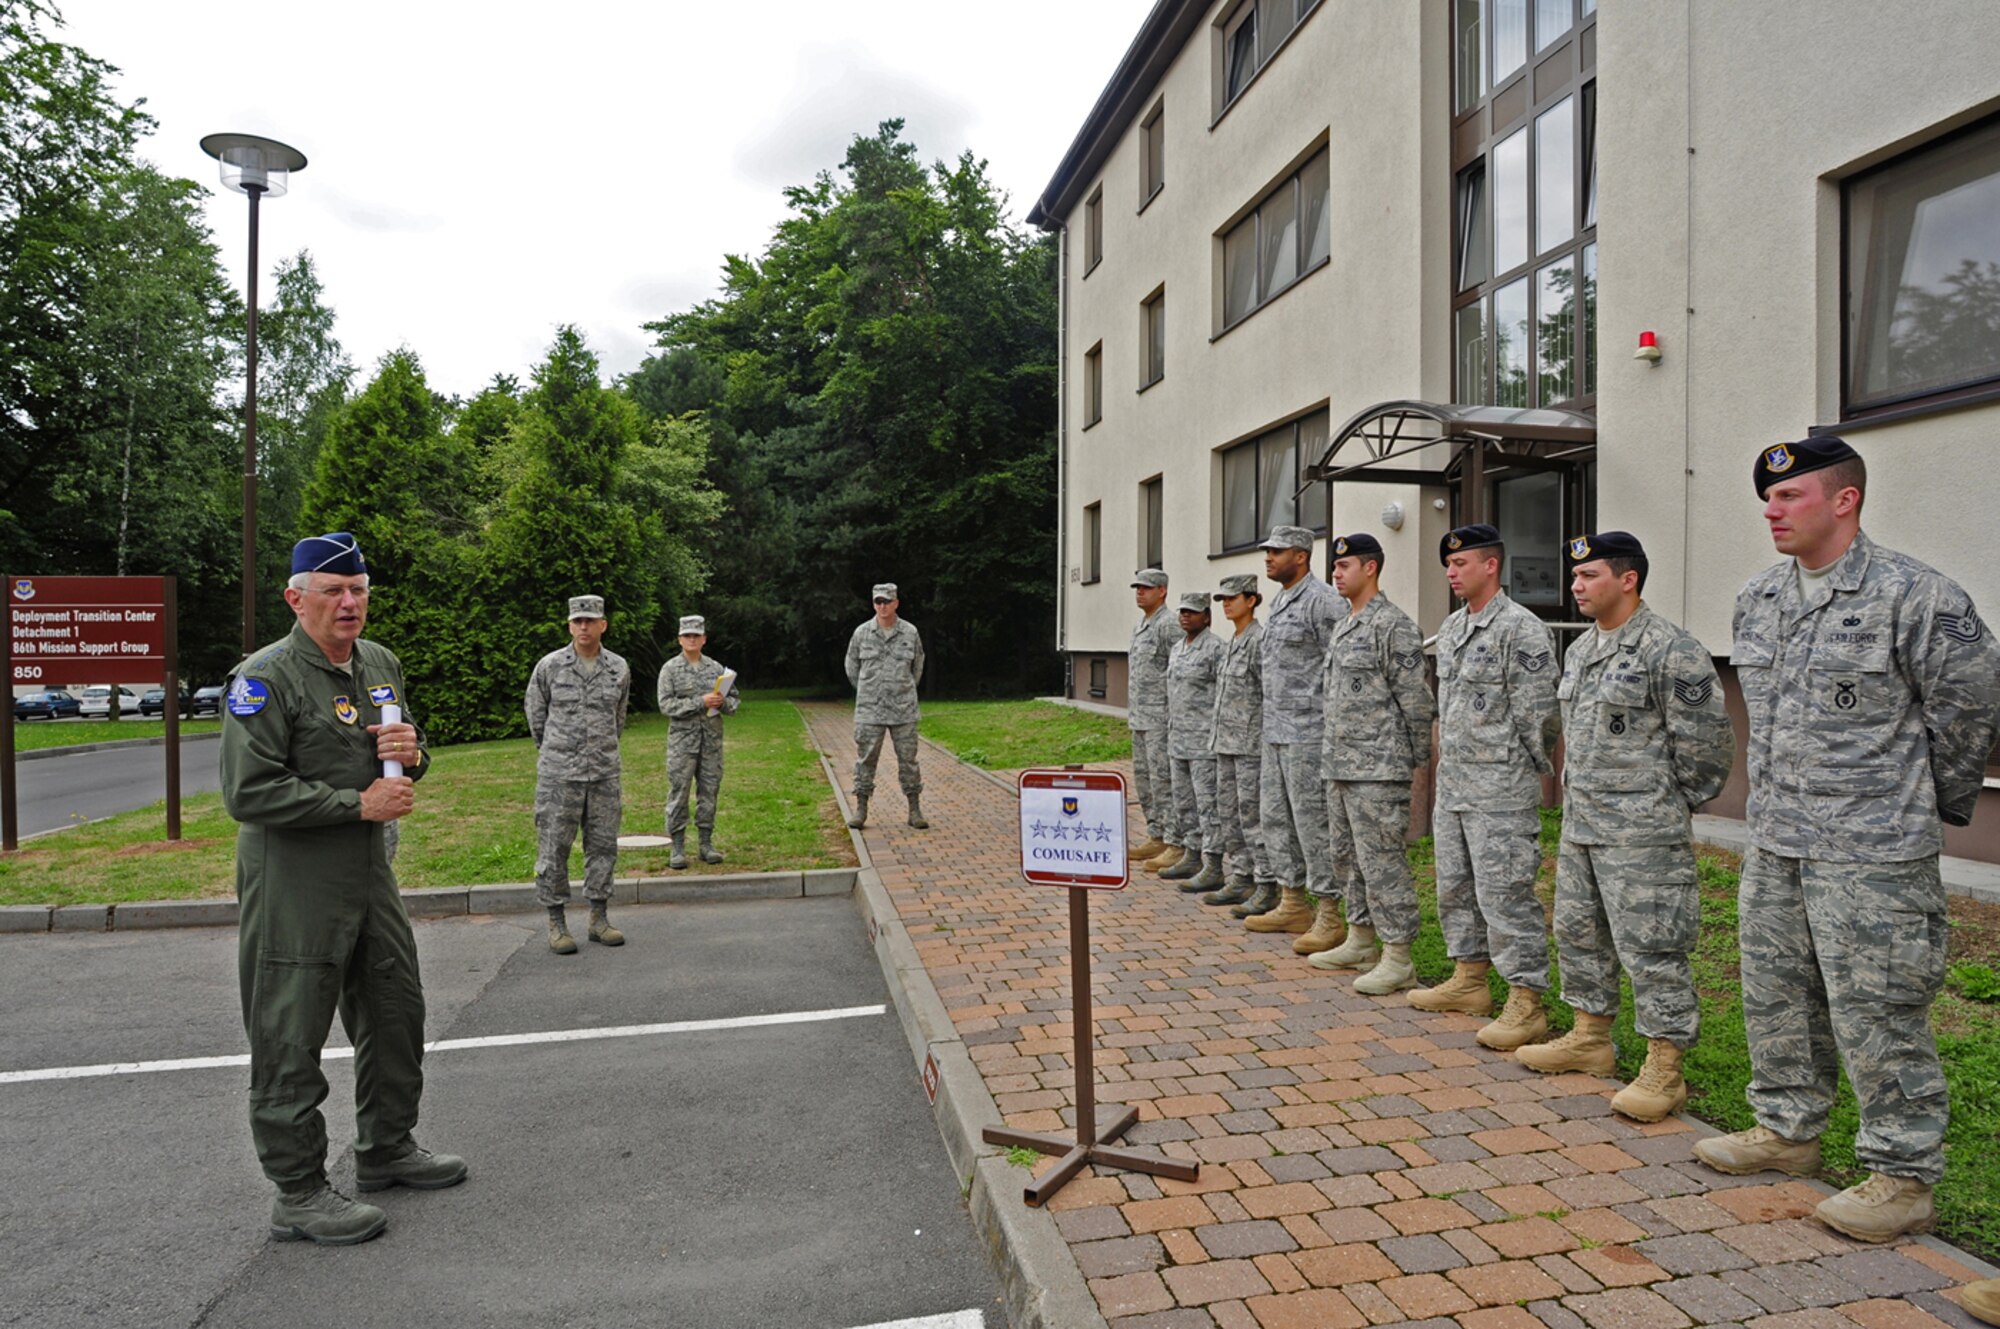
[1082,501,1103,584]
[1083,187,1104,276]
[1140,101,1166,210]
[1140,287,1166,389]
[1083,341,1104,427]
[1212,0,1324,127]
[1215,407,1333,554]
[1140,475,1165,570]
[1218,144,1331,335]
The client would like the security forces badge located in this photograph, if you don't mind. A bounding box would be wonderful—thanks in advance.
[1764,443,1795,474]
[1569,536,1591,561]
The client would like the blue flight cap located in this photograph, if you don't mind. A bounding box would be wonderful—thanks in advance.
[292,532,367,577]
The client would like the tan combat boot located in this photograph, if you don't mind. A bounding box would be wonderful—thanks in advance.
[1291,897,1347,954]
[1958,1278,2000,1327]
[1611,1039,1687,1121]
[1408,960,1494,1015]
[1815,1172,1935,1243]
[1352,942,1418,995]
[1691,1125,1821,1177]
[1144,844,1185,873]
[1477,985,1549,1050]
[1129,836,1167,861]
[1311,924,1379,971]
[547,907,578,956]
[1245,887,1314,934]
[588,902,625,947]
[1518,1010,1617,1074]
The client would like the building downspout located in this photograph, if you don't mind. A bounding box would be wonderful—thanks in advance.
[1680,1,1697,627]
[1057,221,1071,665]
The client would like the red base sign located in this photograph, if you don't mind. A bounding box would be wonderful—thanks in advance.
[8,576,169,686]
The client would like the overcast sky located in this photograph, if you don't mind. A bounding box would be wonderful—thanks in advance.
[59,0,1156,399]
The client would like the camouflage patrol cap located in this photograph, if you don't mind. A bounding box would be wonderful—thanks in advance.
[567,595,605,620]
[871,583,898,602]
[1754,435,1860,499]
[1213,574,1259,600]
[677,615,706,635]
[1176,592,1210,613]
[1130,568,1168,588]
[1439,523,1502,565]
[1258,525,1314,551]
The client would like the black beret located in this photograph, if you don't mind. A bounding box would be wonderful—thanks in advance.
[1331,533,1384,565]
[1564,530,1647,568]
[1754,436,1860,498]
[1438,523,1501,565]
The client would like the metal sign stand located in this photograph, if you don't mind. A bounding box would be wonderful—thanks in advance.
[985,766,1197,1207]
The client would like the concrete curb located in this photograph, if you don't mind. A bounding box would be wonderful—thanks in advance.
[12,729,222,761]
[800,705,1109,1329]
[0,868,862,934]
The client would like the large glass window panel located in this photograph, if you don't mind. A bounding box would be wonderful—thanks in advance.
[1582,243,1597,397]
[1143,113,1165,200]
[1536,0,1570,51]
[1456,301,1488,403]
[1536,258,1575,405]
[1260,179,1300,298]
[1222,446,1259,549]
[1084,504,1102,581]
[1259,429,1299,531]
[1145,294,1166,385]
[1457,165,1489,291]
[1086,193,1103,270]
[1582,81,1597,229]
[1085,346,1102,424]
[1226,7,1258,102]
[1492,0,1526,85]
[1297,411,1330,530]
[1301,150,1330,271]
[1847,117,2000,408]
[1143,479,1164,568]
[1536,97,1574,254]
[1581,0,1594,12]
[1455,0,1484,114]
[1259,0,1296,60]
[1493,128,1528,276]
[1224,219,1257,326]
[1494,277,1530,407]
[1494,471,1563,606]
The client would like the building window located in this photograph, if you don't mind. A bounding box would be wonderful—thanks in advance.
[1221,146,1330,330]
[1140,476,1164,569]
[1084,188,1103,274]
[1452,0,1596,408]
[1218,408,1331,551]
[1141,104,1165,206]
[1845,113,2000,417]
[1217,0,1321,116]
[1083,342,1103,426]
[1088,657,1108,699]
[1082,502,1102,584]
[1141,288,1165,387]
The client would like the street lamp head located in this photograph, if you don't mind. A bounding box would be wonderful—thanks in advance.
[199,133,307,197]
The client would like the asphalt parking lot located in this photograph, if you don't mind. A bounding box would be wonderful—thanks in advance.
[0,896,1002,1329]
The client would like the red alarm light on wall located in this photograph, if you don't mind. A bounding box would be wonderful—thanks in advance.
[1634,330,1662,364]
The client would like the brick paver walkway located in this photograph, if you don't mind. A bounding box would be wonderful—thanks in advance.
[798,704,1993,1329]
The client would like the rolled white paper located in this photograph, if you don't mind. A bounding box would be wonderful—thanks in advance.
[381,703,404,778]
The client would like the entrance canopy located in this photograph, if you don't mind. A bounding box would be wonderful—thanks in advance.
[1306,400,1597,488]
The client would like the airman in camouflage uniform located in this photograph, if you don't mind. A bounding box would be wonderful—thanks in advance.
[1251,525,1346,946]
[1204,574,1271,910]
[1693,438,2000,1244]
[1162,593,1226,886]
[846,583,927,829]
[1515,535,1732,1125]
[659,614,740,869]
[526,594,632,953]
[1412,524,1561,1052]
[1308,535,1436,994]
[1127,569,1179,865]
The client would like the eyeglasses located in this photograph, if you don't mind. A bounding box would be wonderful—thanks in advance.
[307,584,370,600]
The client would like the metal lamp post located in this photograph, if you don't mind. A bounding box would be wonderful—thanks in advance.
[200,133,307,658]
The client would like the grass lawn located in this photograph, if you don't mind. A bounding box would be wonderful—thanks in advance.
[919,699,1130,769]
[6,718,223,751]
[0,693,852,907]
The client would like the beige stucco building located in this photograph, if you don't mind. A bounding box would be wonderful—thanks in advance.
[1031,0,2000,857]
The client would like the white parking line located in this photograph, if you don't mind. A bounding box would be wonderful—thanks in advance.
[0,1004,887,1086]
[844,1313,986,1329]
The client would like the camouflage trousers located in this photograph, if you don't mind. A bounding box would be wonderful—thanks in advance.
[1215,752,1272,883]
[1261,741,1334,898]
[534,776,621,907]
[1329,781,1417,943]
[1740,850,1950,1183]
[1554,840,1699,1044]
[1129,726,1177,844]
[666,733,724,836]
[1168,755,1220,855]
[853,721,922,800]
[1434,806,1548,989]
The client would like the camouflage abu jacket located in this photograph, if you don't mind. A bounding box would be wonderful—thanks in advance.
[1435,591,1561,812]
[1321,593,1436,782]
[1166,627,1225,760]
[1259,573,1343,747]
[1209,621,1264,757]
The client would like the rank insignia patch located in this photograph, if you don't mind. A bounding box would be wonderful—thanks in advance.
[1516,648,1552,673]
[1939,610,1986,645]
[1673,677,1714,707]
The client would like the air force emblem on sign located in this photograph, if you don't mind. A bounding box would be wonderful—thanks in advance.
[1061,796,1079,816]
[368,684,399,706]
[11,579,33,601]
[1765,443,1795,473]
[333,696,359,725]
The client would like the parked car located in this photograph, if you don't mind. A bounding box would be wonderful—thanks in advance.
[139,686,191,718]
[77,684,143,718]
[192,678,233,717]
[13,689,82,721]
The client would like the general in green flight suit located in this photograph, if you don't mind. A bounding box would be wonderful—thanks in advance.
[220,532,465,1247]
